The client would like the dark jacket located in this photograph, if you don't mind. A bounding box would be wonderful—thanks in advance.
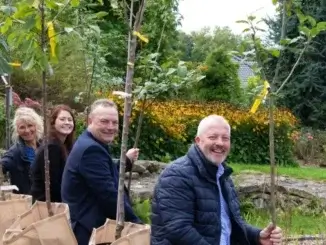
[151,144,261,245]
[31,139,66,202]
[0,138,39,194]
[61,130,141,245]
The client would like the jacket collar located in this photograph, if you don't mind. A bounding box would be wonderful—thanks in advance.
[17,137,40,162]
[187,144,233,184]
[84,129,110,152]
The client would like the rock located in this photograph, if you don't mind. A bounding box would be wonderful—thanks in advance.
[128,174,159,201]
[131,163,146,174]
[126,172,140,180]
[127,169,326,212]
[233,174,326,214]
[135,160,167,174]
[142,170,151,177]
[319,163,326,168]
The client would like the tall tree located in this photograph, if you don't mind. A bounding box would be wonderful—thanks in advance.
[265,0,326,128]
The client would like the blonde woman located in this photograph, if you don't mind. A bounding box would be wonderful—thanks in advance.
[0,107,43,194]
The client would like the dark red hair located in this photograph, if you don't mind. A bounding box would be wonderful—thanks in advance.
[48,104,76,158]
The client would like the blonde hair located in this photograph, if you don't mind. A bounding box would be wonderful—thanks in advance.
[12,106,44,143]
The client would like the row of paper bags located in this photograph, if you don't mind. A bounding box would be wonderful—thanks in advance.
[0,194,150,245]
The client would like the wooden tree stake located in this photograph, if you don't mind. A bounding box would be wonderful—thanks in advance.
[115,0,147,240]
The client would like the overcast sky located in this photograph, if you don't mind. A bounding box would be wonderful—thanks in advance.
[178,0,276,34]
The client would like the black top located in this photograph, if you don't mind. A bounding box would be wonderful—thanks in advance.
[31,139,66,202]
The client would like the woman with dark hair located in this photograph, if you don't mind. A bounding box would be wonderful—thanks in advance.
[31,104,75,202]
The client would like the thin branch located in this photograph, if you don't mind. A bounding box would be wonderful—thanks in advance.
[123,0,136,20]
[50,0,72,23]
[276,42,308,94]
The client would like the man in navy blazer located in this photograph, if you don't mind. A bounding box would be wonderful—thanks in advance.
[61,99,142,245]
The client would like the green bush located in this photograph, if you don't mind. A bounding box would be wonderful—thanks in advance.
[74,99,297,166]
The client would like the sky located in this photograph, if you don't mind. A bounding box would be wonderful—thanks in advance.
[178,0,277,35]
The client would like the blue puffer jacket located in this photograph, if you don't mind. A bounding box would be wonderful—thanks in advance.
[151,144,261,245]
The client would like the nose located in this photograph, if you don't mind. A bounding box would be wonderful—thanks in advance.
[215,137,224,146]
[107,122,116,129]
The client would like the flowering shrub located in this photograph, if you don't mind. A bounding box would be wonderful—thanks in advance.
[292,128,326,165]
[13,92,42,112]
[146,101,297,165]
[75,98,297,165]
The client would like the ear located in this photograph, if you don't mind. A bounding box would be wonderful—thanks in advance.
[87,116,92,125]
[195,136,200,144]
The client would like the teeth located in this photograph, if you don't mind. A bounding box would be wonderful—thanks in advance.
[213,150,223,153]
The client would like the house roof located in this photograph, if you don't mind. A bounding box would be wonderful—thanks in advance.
[231,56,255,85]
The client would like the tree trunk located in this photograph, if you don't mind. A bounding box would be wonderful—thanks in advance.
[40,0,53,217]
[115,0,147,240]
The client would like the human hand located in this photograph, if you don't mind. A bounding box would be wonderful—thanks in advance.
[259,223,282,245]
[126,148,139,162]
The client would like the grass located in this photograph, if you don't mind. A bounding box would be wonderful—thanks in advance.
[244,209,326,236]
[229,163,326,182]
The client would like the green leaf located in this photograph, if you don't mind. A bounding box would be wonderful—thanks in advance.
[242,28,250,33]
[23,15,36,30]
[306,16,316,27]
[0,56,11,74]
[316,21,326,32]
[0,5,16,15]
[110,0,118,8]
[64,27,74,33]
[247,15,256,21]
[166,68,176,76]
[55,2,64,7]
[95,11,108,18]
[236,20,249,24]
[22,56,34,70]
[298,26,311,37]
[310,27,319,38]
[280,38,290,45]
[71,0,80,7]
[177,65,187,77]
[89,25,101,35]
[0,18,12,34]
[268,48,280,57]
[272,0,278,5]
[296,9,306,24]
[289,36,304,44]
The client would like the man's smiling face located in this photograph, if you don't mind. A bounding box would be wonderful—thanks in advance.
[195,123,231,165]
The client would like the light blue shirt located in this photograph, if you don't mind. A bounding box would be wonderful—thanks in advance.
[217,165,231,245]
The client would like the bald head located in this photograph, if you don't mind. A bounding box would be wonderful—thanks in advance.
[196,115,230,137]
[195,115,231,166]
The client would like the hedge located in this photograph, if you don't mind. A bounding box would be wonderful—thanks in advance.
[75,99,298,166]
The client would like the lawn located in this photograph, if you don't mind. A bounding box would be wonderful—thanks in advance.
[244,209,326,236]
[229,163,326,182]
[229,163,326,235]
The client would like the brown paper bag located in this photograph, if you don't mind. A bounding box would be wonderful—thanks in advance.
[0,194,32,245]
[88,219,150,245]
[2,201,77,245]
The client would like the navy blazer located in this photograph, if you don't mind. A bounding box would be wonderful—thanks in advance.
[61,130,141,245]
